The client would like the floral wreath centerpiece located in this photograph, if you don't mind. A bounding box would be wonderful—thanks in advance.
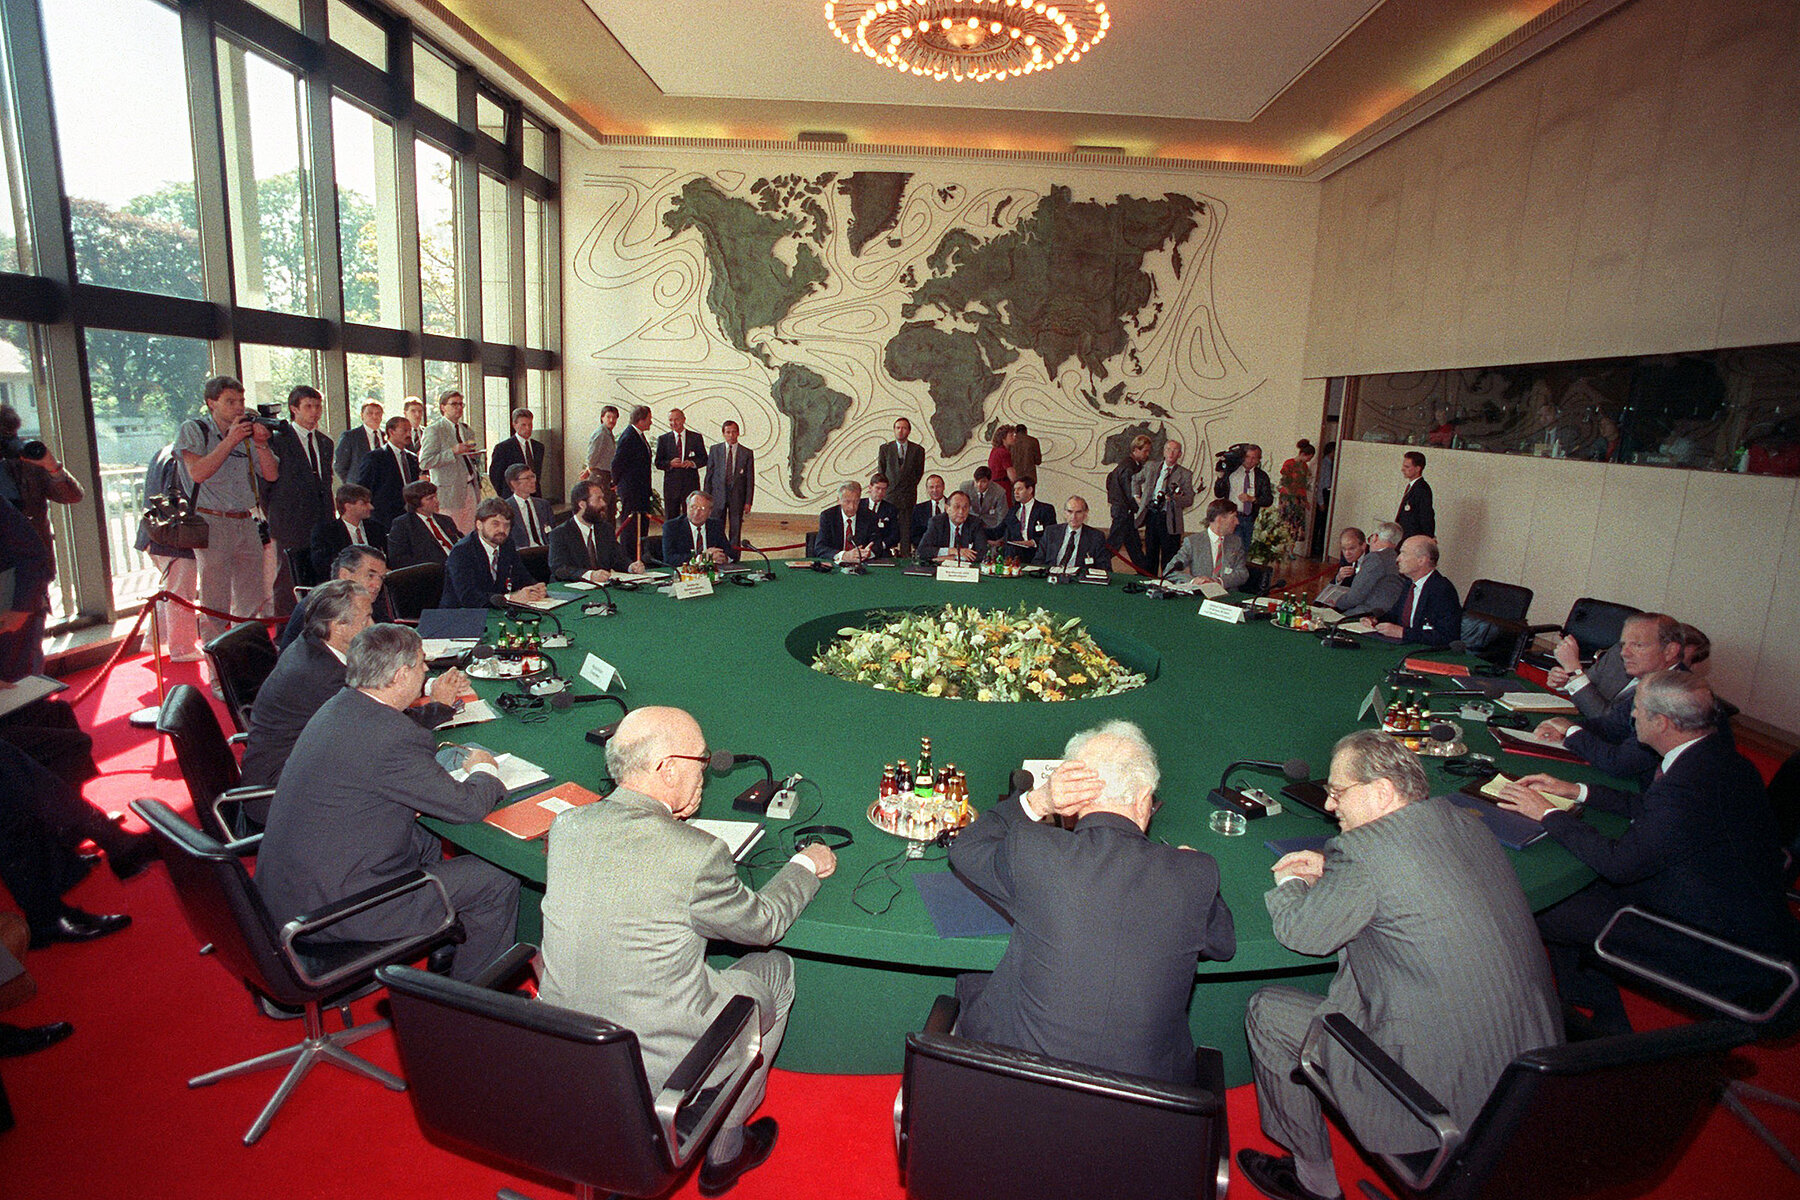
[810,603,1146,702]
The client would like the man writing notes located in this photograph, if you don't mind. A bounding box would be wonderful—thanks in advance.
[1166,499,1249,592]
[1032,496,1109,575]
[816,482,876,565]
[916,491,988,565]
[1531,612,1686,783]
[1238,730,1560,1200]
[256,624,517,983]
[417,390,482,537]
[1133,438,1194,577]
[441,498,547,609]
[878,417,926,557]
[386,480,461,570]
[488,408,546,499]
[1495,671,1793,1036]
[539,706,836,1196]
[549,480,642,582]
[706,420,754,547]
[655,407,706,519]
[948,721,1235,1083]
[1369,535,1461,646]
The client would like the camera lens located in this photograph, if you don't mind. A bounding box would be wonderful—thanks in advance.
[20,439,47,459]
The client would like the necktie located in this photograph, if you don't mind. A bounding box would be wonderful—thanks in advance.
[694,520,706,554]
[426,516,452,554]
[522,500,541,547]
[1400,581,1416,627]
[305,432,321,480]
[397,447,412,483]
[583,523,597,568]
[1211,533,1222,574]
[368,427,378,452]
[1154,465,1169,504]
[349,520,365,546]
[727,445,735,478]
[1058,529,1077,569]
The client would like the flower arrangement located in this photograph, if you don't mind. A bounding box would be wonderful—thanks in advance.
[811,604,1146,702]
[1247,507,1295,565]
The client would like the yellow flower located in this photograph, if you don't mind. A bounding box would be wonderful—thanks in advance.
[1069,672,1088,685]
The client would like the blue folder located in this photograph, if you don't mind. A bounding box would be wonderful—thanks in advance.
[915,871,1012,938]
[416,608,490,639]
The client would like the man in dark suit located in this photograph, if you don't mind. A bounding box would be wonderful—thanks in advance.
[256,623,518,982]
[1241,730,1561,1200]
[859,474,902,558]
[264,386,335,617]
[949,721,1235,1083]
[1372,535,1461,646]
[612,405,655,561]
[706,420,754,547]
[816,482,876,564]
[1033,496,1110,574]
[385,480,462,569]
[1213,443,1272,552]
[441,499,545,609]
[662,491,736,565]
[1531,612,1687,783]
[487,408,546,498]
[1395,450,1435,539]
[332,399,385,485]
[279,544,393,651]
[502,464,555,550]
[1106,435,1152,571]
[1329,523,1405,618]
[310,484,385,579]
[916,491,988,564]
[1498,671,1795,1035]
[998,475,1055,559]
[0,738,137,949]
[911,474,947,548]
[878,417,927,556]
[1166,500,1249,591]
[350,416,421,529]
[654,407,706,520]
[549,480,643,582]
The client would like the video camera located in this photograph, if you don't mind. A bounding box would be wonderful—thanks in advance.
[1,437,48,461]
[239,404,285,433]
[1214,442,1249,477]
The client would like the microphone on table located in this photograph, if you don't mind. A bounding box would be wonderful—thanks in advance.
[582,579,618,617]
[718,751,779,814]
[737,540,777,582]
[1208,758,1309,820]
[567,693,630,745]
[1141,558,1181,599]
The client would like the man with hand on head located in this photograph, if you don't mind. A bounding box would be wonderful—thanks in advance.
[549,480,643,583]
[816,481,875,565]
[916,491,988,565]
[442,498,546,609]
[1240,730,1560,1200]
[949,720,1233,1082]
[1032,495,1109,574]
[540,706,835,1197]
[1166,499,1248,592]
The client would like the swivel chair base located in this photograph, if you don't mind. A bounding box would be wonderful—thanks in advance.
[1723,1081,1800,1176]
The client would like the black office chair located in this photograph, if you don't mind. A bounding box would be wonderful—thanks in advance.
[899,996,1230,1200]
[385,562,446,622]
[803,530,820,558]
[1518,596,1640,673]
[377,947,762,1199]
[156,683,275,842]
[132,798,461,1145]
[203,620,279,734]
[285,545,321,594]
[518,545,551,584]
[1457,579,1533,667]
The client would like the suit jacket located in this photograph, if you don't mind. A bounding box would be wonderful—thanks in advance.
[441,532,531,608]
[878,440,926,507]
[662,514,736,563]
[538,787,821,1091]
[1266,797,1561,1153]
[332,423,385,485]
[1010,432,1042,482]
[309,514,386,579]
[264,424,335,548]
[1380,571,1462,647]
[1334,547,1405,618]
[655,430,707,515]
[950,798,1235,1084]
[386,510,462,569]
[256,687,504,938]
[706,442,755,513]
[1032,524,1109,573]
[1167,528,1249,591]
[1565,684,1664,783]
[547,514,632,580]
[859,499,901,556]
[1396,476,1436,539]
[1105,459,1141,527]
[1542,734,1793,958]
[1001,498,1056,548]
[962,483,1008,531]
[505,494,556,549]
[276,578,395,651]
[911,497,948,545]
[815,506,875,558]
[612,425,654,514]
[1213,464,1273,530]
[1132,460,1196,536]
[416,415,481,516]
[916,513,988,563]
[488,434,546,498]
[351,443,422,529]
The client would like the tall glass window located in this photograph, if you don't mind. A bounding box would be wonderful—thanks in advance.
[483,375,513,451]
[424,360,465,410]
[218,41,317,315]
[347,353,405,415]
[476,91,507,145]
[523,193,546,348]
[329,0,387,70]
[42,0,204,299]
[241,345,319,414]
[416,139,460,337]
[414,42,459,121]
[332,96,403,327]
[241,0,301,28]
[522,119,550,178]
[478,172,511,344]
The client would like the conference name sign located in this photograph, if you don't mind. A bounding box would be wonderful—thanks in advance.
[1199,598,1246,624]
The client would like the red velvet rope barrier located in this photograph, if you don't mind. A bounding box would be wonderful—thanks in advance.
[64,589,279,709]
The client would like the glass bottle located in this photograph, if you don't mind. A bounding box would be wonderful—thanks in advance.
[914,737,934,798]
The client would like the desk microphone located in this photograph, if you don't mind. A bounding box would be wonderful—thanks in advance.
[1208,758,1308,819]
[724,752,777,813]
[737,540,777,582]
[500,602,571,647]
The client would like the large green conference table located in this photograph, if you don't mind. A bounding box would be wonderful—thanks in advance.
[423,567,1615,1084]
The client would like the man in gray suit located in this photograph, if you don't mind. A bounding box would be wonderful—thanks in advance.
[416,391,483,538]
[1132,438,1195,576]
[1166,499,1249,591]
[539,706,836,1196]
[1329,522,1405,618]
[1239,730,1560,1200]
[255,623,518,983]
[706,420,755,547]
[264,385,335,617]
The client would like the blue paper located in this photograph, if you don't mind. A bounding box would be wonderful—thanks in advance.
[1265,836,1331,858]
[1444,793,1548,850]
[915,871,1012,938]
[417,608,490,639]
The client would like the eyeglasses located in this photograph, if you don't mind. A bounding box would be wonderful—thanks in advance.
[661,749,713,769]
[1323,780,1366,805]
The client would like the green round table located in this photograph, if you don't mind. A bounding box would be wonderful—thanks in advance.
[424,567,1612,1083]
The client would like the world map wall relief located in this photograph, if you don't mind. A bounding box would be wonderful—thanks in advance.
[571,165,1268,512]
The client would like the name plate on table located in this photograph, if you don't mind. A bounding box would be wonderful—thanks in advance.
[670,575,714,600]
[1199,598,1245,623]
[936,564,979,584]
[580,652,626,692]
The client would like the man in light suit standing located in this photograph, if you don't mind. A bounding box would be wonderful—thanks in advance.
[878,417,926,557]
[706,419,754,547]
[417,391,482,537]
[1166,500,1248,592]
[1239,730,1560,1200]
[1132,438,1195,576]
[539,706,836,1196]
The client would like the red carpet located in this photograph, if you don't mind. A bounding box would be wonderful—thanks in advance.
[2,652,1797,1198]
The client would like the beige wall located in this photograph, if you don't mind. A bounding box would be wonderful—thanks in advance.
[1332,442,1800,736]
[1306,0,1800,378]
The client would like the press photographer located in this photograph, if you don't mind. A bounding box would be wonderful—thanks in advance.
[175,376,280,646]
[0,403,84,678]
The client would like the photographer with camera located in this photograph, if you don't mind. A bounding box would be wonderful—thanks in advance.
[176,376,280,645]
[0,404,84,678]
[1212,442,1271,554]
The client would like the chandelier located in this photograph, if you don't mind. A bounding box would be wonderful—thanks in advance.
[824,1,1111,83]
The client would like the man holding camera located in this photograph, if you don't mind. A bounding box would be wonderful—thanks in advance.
[176,376,279,644]
[0,404,83,678]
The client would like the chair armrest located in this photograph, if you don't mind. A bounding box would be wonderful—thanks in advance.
[1595,906,1800,1025]
[924,994,960,1035]
[1300,1014,1462,1190]
[279,870,456,990]
[653,994,761,1168]
[1523,622,1562,638]
[471,942,539,992]
[228,732,250,747]
[214,785,275,842]
[222,832,264,857]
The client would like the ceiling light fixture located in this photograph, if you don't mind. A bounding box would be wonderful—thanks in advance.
[823,1,1109,83]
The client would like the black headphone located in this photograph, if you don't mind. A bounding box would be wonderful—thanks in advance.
[1441,753,1499,779]
[790,824,854,851]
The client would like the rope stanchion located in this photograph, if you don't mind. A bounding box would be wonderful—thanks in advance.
[66,589,281,710]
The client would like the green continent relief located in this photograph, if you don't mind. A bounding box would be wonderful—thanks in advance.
[840,172,912,255]
[885,322,1015,456]
[770,364,855,497]
[663,178,830,366]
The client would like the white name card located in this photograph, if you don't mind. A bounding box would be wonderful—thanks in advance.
[670,575,715,600]
[1199,598,1246,624]
[580,652,626,692]
[936,564,979,584]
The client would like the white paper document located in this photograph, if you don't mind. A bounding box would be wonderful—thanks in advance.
[452,752,552,793]
[687,819,766,863]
